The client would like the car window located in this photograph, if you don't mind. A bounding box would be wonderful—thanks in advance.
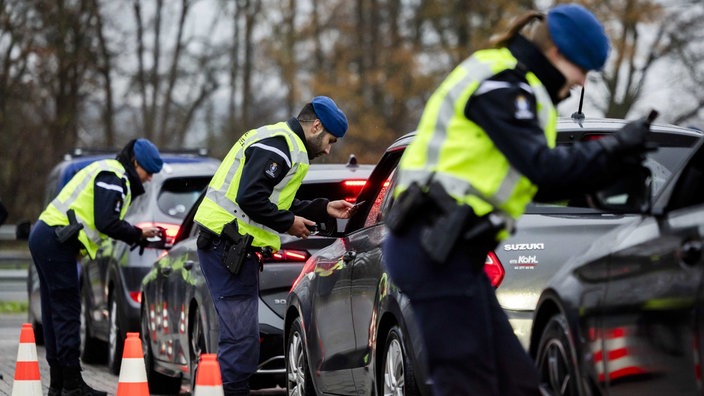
[526,141,694,214]
[158,176,212,219]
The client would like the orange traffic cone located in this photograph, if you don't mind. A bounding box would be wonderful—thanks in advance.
[11,323,42,396]
[194,354,224,396]
[116,332,149,396]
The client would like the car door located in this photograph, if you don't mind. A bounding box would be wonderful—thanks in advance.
[599,206,704,395]
[346,152,402,392]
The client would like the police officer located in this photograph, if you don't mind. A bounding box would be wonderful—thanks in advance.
[193,96,354,395]
[29,139,164,396]
[382,4,653,396]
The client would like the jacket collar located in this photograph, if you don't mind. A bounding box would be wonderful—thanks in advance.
[507,35,567,105]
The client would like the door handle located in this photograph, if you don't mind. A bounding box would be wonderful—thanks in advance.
[679,239,702,266]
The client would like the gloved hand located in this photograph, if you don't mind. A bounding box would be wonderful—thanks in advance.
[601,117,651,155]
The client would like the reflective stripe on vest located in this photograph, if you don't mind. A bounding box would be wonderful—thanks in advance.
[396,47,556,227]
[194,122,309,250]
[38,159,131,258]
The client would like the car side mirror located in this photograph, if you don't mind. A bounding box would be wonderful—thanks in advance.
[316,217,338,237]
[588,166,652,213]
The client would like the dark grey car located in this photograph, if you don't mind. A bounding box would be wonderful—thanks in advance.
[139,161,373,394]
[284,117,703,396]
[530,122,704,395]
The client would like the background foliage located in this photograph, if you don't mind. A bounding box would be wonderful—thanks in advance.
[0,0,702,222]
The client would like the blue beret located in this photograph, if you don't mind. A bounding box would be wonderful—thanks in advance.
[312,96,348,138]
[547,4,610,71]
[133,138,163,174]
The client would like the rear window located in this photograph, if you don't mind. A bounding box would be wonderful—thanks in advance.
[295,179,367,203]
[157,176,212,219]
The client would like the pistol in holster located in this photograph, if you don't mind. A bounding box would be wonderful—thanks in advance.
[220,220,254,276]
[55,209,84,244]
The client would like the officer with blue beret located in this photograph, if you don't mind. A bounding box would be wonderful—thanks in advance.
[29,138,163,395]
[383,4,654,396]
[193,96,354,395]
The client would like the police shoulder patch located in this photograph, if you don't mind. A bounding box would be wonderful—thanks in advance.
[514,94,535,120]
[264,160,281,179]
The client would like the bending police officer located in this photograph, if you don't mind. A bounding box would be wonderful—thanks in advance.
[382,4,654,396]
[29,139,164,396]
[193,96,355,396]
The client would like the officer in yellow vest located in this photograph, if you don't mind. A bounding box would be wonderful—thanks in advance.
[383,4,654,396]
[29,139,164,396]
[193,96,354,395]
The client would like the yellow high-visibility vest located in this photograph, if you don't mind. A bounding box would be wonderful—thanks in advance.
[194,122,309,251]
[395,47,557,239]
[39,159,132,258]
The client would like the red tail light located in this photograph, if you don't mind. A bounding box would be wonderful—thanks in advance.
[484,251,505,287]
[343,179,367,202]
[129,291,142,304]
[259,249,309,263]
[135,222,180,246]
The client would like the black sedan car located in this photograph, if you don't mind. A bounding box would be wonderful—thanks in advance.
[139,160,373,394]
[530,131,704,394]
[284,117,703,395]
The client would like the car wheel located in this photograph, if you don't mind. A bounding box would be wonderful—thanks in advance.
[107,296,126,375]
[141,302,182,395]
[286,317,314,396]
[380,325,419,396]
[189,305,207,393]
[80,288,106,364]
[535,314,582,396]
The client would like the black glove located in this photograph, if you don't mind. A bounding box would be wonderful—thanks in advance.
[601,118,651,156]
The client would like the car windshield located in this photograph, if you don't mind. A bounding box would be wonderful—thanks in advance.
[157,176,212,219]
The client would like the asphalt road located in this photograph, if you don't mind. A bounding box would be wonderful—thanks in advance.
[0,277,285,396]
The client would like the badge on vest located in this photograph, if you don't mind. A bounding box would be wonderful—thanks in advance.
[265,160,281,179]
[514,94,534,120]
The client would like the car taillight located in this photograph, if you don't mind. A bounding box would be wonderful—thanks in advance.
[342,179,367,202]
[582,133,607,141]
[259,249,309,263]
[136,222,180,246]
[291,257,317,292]
[130,291,142,304]
[484,251,504,288]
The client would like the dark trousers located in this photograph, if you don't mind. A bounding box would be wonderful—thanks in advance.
[28,220,82,368]
[382,222,540,396]
[198,238,260,396]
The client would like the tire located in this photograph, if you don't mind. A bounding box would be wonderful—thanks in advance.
[286,317,315,396]
[107,296,126,375]
[80,288,106,364]
[380,325,419,396]
[535,314,582,396]
[189,305,207,394]
[141,303,182,395]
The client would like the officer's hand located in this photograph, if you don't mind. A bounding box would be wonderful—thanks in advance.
[601,112,658,157]
[288,216,316,239]
[327,200,355,219]
[141,227,162,239]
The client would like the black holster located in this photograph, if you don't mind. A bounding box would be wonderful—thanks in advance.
[55,209,83,244]
[387,181,505,265]
[220,221,254,276]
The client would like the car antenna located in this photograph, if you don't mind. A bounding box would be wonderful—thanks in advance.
[571,87,586,126]
[346,154,359,169]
